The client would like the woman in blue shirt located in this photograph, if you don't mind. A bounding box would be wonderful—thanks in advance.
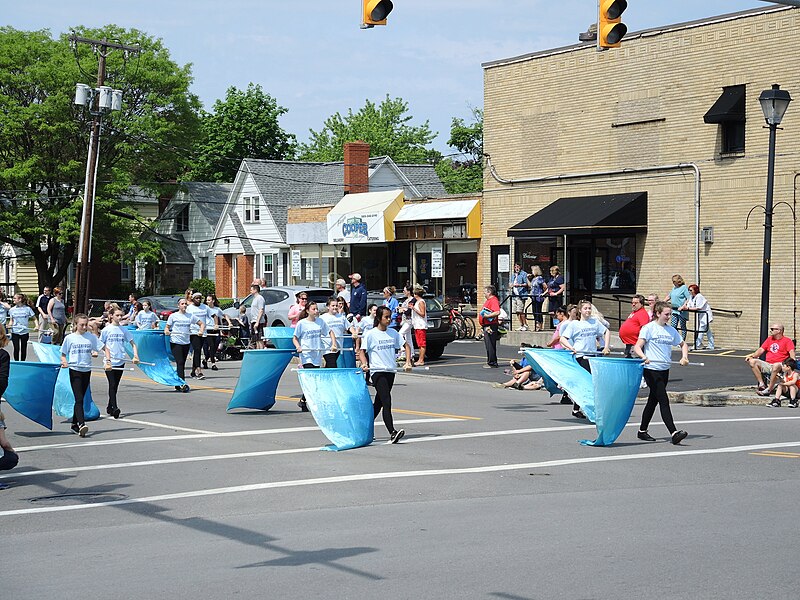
[60,313,104,437]
[381,286,400,330]
[666,274,690,340]
[165,299,205,392]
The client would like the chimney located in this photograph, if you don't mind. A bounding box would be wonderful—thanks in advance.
[343,141,370,195]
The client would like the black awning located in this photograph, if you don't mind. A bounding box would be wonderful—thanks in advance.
[507,192,647,238]
[704,85,745,124]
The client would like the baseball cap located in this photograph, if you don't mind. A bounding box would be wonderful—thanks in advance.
[349,273,361,281]
[192,292,202,298]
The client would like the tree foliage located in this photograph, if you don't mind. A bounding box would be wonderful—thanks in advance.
[188,83,296,182]
[435,108,484,195]
[0,25,201,289]
[299,95,437,163]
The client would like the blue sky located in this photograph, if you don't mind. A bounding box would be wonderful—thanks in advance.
[5,0,769,154]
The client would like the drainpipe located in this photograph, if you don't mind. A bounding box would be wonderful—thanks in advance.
[486,157,702,286]
[793,172,799,341]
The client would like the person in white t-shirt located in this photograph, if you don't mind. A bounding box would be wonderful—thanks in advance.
[633,301,690,445]
[165,299,205,392]
[321,297,348,368]
[186,292,210,379]
[60,314,104,437]
[359,306,405,444]
[100,308,140,419]
[135,300,159,330]
[293,300,336,412]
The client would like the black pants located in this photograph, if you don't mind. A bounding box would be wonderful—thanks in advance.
[11,333,28,361]
[372,372,396,434]
[105,365,124,410]
[572,356,592,411]
[483,324,498,366]
[171,342,190,381]
[69,369,91,425]
[323,351,340,369]
[531,299,543,326]
[190,334,203,373]
[204,331,219,362]
[640,369,677,434]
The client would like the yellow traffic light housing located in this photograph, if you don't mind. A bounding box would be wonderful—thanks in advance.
[598,0,628,49]
[362,0,393,28]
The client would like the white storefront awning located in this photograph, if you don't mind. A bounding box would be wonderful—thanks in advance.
[327,189,405,245]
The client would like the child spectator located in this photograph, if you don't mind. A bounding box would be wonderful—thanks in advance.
[768,358,799,408]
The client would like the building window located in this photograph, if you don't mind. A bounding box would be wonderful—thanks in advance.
[721,121,745,154]
[176,205,189,232]
[593,237,637,291]
[200,256,209,279]
[121,261,132,281]
[263,254,273,287]
[703,85,746,155]
[244,197,261,223]
[395,222,466,240]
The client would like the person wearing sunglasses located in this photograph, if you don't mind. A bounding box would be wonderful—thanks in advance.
[746,323,796,397]
[288,292,308,328]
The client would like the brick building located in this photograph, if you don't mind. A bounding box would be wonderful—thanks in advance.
[481,5,800,348]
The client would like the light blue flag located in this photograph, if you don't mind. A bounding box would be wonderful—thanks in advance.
[127,330,184,386]
[297,368,374,451]
[524,349,595,421]
[336,335,356,368]
[3,362,60,429]
[227,348,295,411]
[263,327,296,350]
[583,357,643,446]
[522,354,561,396]
[31,342,100,421]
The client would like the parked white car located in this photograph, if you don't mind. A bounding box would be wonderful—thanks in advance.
[222,286,334,327]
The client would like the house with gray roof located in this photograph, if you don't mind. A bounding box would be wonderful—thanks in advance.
[211,142,446,298]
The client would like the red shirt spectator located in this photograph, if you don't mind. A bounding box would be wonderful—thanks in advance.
[619,298,651,345]
[479,295,500,326]
[761,336,795,364]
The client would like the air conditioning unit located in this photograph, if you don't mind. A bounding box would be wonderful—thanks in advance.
[700,227,714,243]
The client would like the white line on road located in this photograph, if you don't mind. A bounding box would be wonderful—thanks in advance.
[115,417,215,434]
[14,418,461,453]
[6,415,800,481]
[2,439,800,517]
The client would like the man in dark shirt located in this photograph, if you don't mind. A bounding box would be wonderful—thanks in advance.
[349,273,367,320]
[35,286,52,341]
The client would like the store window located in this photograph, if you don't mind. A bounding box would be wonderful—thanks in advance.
[594,237,636,291]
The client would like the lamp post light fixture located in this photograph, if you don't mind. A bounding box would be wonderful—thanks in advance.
[72,81,123,314]
[757,83,792,343]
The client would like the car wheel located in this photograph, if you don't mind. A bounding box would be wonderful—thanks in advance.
[425,345,444,360]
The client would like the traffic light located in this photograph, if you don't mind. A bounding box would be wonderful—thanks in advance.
[598,0,628,49]
[362,0,393,28]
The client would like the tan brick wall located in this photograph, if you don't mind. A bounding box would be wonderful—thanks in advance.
[287,205,335,224]
[236,255,254,298]
[482,7,800,349]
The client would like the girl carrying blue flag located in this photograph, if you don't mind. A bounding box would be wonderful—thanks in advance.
[294,300,336,412]
[7,294,35,361]
[165,298,205,392]
[60,314,104,437]
[100,308,140,419]
[135,300,159,329]
[359,305,405,444]
[321,297,348,368]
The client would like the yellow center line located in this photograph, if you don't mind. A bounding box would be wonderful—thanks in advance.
[750,451,800,458]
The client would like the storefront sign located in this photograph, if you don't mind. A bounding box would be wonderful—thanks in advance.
[497,253,510,273]
[291,250,301,277]
[431,246,443,278]
[328,212,384,244]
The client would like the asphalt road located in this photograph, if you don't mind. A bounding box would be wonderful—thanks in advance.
[3,351,799,599]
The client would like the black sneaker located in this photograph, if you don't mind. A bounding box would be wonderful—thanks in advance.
[298,400,309,412]
[78,423,88,437]
[106,406,114,415]
[637,431,657,441]
[390,429,405,444]
[111,407,121,419]
[560,395,572,405]
[671,430,688,445]
[789,402,798,409]
[202,359,208,370]
[181,385,190,393]
[767,399,781,408]
[196,372,206,380]
[189,372,196,378]
[175,386,182,391]
[572,409,586,419]
[71,423,81,435]
[211,364,218,371]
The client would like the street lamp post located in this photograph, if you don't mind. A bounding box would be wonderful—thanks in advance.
[758,83,792,342]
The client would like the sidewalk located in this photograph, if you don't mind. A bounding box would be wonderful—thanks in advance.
[670,386,784,407]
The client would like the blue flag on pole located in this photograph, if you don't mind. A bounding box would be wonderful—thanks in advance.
[263,327,296,350]
[297,368,374,451]
[126,330,184,386]
[31,342,100,421]
[524,349,642,446]
[3,362,61,429]
[336,335,356,368]
[227,348,295,411]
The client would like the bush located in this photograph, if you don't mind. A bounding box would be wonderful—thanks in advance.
[188,278,215,297]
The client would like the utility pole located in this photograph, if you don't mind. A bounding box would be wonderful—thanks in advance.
[70,36,139,314]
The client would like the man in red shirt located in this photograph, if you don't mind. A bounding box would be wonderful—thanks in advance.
[745,323,796,395]
[619,295,651,357]
[479,285,501,368]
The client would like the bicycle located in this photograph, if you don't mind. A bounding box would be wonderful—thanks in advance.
[449,305,477,340]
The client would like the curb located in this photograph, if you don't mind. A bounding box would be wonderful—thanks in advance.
[670,386,772,407]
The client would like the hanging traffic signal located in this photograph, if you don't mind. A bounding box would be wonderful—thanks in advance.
[598,0,628,49]
[362,0,393,28]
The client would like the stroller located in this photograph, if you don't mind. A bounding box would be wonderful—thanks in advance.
[217,319,254,360]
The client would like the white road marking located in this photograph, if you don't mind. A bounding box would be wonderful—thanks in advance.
[6,415,800,480]
[2,439,800,517]
[14,418,461,453]
[114,417,215,434]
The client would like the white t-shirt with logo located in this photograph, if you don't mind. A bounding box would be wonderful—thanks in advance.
[638,321,683,371]
[363,327,403,372]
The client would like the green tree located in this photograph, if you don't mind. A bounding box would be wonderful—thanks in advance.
[0,25,201,290]
[299,95,437,163]
[435,108,484,194]
[188,83,296,182]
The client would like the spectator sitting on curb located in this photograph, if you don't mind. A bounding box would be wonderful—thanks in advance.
[767,358,799,408]
[745,323,796,396]
[493,356,544,390]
